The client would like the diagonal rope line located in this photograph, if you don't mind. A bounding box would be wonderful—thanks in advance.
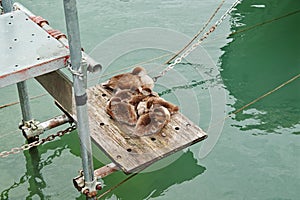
[164,0,225,64]
[87,53,172,83]
[0,93,48,110]
[96,72,300,198]
[226,73,300,119]
[205,72,300,132]
[230,9,300,36]
[97,173,139,199]
[86,8,300,86]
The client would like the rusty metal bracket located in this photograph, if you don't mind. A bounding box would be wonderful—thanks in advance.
[19,114,72,140]
[73,163,119,197]
[73,170,102,198]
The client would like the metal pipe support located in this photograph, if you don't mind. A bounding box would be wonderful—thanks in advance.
[2,0,13,13]
[20,114,72,139]
[62,0,97,198]
[17,82,32,122]
[2,1,33,125]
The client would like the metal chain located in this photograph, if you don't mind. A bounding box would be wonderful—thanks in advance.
[153,0,241,82]
[0,124,76,158]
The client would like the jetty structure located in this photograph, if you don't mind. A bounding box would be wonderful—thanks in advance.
[0,0,208,198]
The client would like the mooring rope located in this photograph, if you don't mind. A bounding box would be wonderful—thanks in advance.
[94,5,300,199]
[96,173,139,199]
[164,0,225,65]
[95,72,300,199]
[152,0,242,82]
[226,73,300,119]
[2,3,298,112]
[230,8,300,36]
[0,93,48,110]
[85,8,300,86]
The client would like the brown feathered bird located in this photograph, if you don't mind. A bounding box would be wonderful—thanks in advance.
[103,66,154,92]
[106,90,138,126]
[134,106,171,136]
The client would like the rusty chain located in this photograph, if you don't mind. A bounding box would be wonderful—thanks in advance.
[153,0,241,82]
[0,124,76,158]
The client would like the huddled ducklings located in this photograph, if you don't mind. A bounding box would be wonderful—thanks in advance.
[105,66,179,137]
[103,66,154,92]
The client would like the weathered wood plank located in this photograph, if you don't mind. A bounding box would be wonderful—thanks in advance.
[36,70,73,114]
[86,85,207,174]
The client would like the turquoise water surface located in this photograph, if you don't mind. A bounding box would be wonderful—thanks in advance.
[0,0,299,199]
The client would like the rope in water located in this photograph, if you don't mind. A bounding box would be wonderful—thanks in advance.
[94,5,300,199]
[226,73,300,119]
[96,173,139,199]
[164,0,225,64]
[87,7,300,84]
[152,0,242,82]
[0,93,47,110]
[1,5,299,118]
[95,72,300,199]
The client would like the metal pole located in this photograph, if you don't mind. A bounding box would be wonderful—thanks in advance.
[62,0,95,198]
[2,0,33,122]
[17,82,32,121]
[2,0,13,13]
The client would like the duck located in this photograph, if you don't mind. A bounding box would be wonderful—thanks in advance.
[130,86,158,113]
[136,96,179,116]
[103,66,154,92]
[134,105,171,136]
[146,96,179,114]
[106,90,138,126]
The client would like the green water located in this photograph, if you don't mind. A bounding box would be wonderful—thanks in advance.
[1,0,300,199]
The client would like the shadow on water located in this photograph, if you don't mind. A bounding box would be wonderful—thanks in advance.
[0,133,72,200]
[1,130,205,200]
[96,150,206,200]
[220,0,300,134]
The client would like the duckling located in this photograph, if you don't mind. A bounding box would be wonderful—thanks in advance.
[106,90,138,126]
[146,96,179,114]
[103,66,154,92]
[134,106,171,136]
[134,66,154,89]
[129,87,158,113]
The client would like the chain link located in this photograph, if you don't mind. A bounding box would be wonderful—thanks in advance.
[153,0,241,82]
[0,124,76,158]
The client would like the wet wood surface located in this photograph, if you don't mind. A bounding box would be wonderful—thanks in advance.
[85,84,207,174]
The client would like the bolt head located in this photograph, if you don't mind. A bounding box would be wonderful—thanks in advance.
[83,189,89,195]
[96,184,102,190]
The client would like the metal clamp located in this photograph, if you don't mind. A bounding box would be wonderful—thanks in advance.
[67,63,84,77]
[19,119,43,140]
[19,115,72,141]
[73,170,102,198]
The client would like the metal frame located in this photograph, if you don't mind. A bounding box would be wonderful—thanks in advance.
[5,1,103,197]
[2,0,32,123]
[62,0,100,198]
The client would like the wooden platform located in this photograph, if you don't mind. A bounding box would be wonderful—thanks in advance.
[86,85,207,173]
[38,70,207,174]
